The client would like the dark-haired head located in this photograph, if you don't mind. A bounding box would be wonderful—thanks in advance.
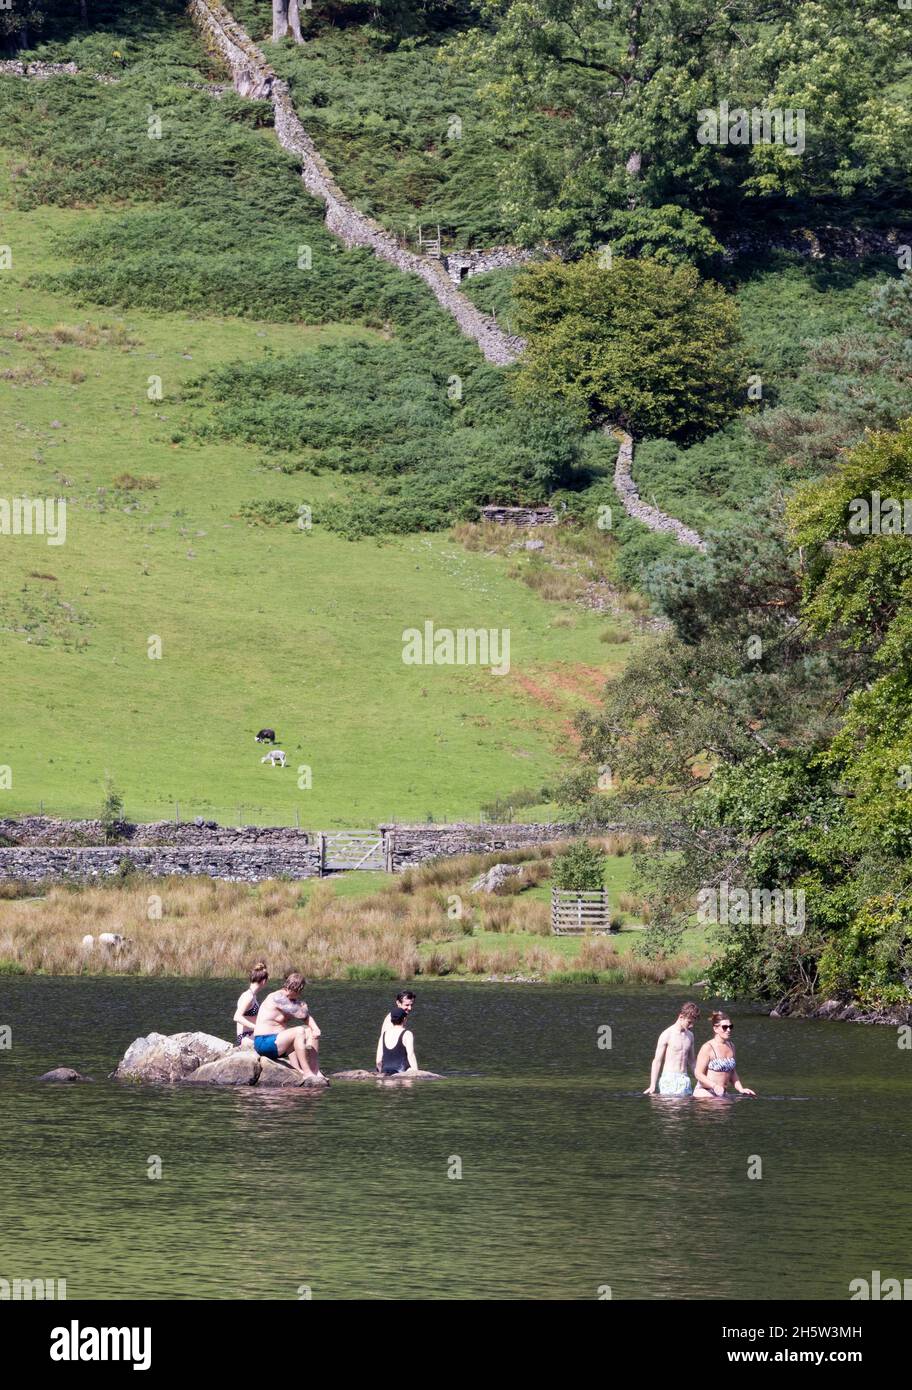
[396,991,416,1003]
[390,1007,408,1025]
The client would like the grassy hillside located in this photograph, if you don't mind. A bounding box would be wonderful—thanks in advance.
[0,24,633,822]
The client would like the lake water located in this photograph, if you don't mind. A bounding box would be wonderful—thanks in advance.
[1,977,909,1301]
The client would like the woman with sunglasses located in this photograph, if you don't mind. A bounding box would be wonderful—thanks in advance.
[693,1012,756,1097]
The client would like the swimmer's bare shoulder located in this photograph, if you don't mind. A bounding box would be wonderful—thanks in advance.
[275,990,309,1020]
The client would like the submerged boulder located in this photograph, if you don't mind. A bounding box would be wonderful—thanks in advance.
[186,1051,261,1087]
[37,1067,92,1083]
[113,1031,232,1083]
[257,1057,328,1088]
[332,1069,442,1082]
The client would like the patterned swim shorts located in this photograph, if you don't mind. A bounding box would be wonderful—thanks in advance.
[658,1072,693,1097]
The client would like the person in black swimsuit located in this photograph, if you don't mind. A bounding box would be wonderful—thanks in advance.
[233,961,268,1047]
[378,1007,419,1075]
[375,991,415,1070]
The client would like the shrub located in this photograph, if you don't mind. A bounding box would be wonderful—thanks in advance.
[818,895,912,1006]
[238,499,302,527]
[551,842,606,892]
[99,778,125,845]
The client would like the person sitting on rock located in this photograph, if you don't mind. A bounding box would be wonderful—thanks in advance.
[375,990,415,1070]
[377,1006,419,1076]
[253,971,323,1080]
[233,961,268,1048]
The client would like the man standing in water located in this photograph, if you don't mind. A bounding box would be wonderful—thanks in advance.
[644,1003,700,1096]
[253,971,324,1080]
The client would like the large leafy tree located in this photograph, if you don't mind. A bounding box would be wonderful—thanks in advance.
[464,0,912,254]
[789,417,912,858]
[512,254,744,437]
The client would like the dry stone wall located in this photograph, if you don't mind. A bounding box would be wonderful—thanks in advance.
[188,0,525,365]
[0,845,321,884]
[480,505,557,526]
[0,817,313,847]
[0,816,605,882]
[380,822,579,868]
[443,245,540,286]
[611,428,707,552]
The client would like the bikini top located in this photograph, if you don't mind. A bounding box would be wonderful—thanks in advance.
[708,1044,736,1072]
[242,993,260,1019]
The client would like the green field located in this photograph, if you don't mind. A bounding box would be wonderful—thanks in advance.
[0,160,633,826]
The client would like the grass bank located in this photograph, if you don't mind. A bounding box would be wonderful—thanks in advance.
[0,845,712,983]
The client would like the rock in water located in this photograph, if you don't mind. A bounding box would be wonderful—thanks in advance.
[332,1069,442,1082]
[257,1057,329,1088]
[37,1067,92,1082]
[186,1051,261,1086]
[111,1034,329,1088]
[113,1031,232,1083]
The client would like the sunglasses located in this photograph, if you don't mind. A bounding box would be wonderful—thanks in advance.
[717,1023,733,1031]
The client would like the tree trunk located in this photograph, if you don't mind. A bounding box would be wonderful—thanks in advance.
[625,150,642,208]
[272,1,288,42]
[273,0,305,44]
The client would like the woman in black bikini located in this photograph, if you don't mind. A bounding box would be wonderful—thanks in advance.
[233,961,268,1047]
[378,1006,419,1075]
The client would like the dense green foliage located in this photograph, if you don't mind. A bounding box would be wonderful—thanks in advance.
[565,420,912,1011]
[513,255,744,438]
[237,2,912,263]
[192,343,580,536]
[248,18,519,246]
[551,841,605,892]
[464,0,912,258]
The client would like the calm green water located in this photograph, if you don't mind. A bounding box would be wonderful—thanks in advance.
[1,978,909,1300]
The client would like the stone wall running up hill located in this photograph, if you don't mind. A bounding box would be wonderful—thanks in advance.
[188,0,525,366]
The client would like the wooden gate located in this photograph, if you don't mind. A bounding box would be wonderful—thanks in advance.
[551,889,611,935]
[319,831,388,873]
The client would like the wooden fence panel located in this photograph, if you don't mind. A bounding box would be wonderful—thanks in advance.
[551,889,611,935]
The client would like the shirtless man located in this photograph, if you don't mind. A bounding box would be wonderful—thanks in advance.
[253,971,323,1080]
[644,1002,700,1097]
